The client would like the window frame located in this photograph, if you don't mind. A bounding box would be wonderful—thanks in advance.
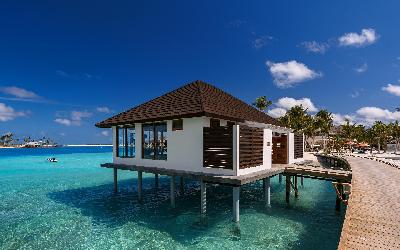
[141,122,167,160]
[172,119,183,131]
[116,126,136,158]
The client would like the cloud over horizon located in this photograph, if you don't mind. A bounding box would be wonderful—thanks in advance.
[55,110,92,126]
[0,86,40,100]
[0,103,26,122]
[266,60,322,88]
[267,97,318,118]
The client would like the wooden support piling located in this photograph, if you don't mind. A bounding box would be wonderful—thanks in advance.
[263,178,271,207]
[285,175,290,204]
[301,176,304,186]
[200,180,206,214]
[233,186,240,222]
[294,176,299,198]
[170,176,176,208]
[335,184,343,211]
[279,174,282,183]
[180,177,184,194]
[138,171,142,201]
[113,168,118,193]
[155,174,159,188]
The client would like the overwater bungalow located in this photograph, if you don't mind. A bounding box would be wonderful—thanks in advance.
[96,80,305,221]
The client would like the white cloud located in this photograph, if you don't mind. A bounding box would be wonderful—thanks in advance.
[101,130,109,136]
[266,60,322,88]
[96,107,111,113]
[301,41,329,54]
[354,63,368,73]
[267,108,287,118]
[55,118,73,126]
[253,35,273,49]
[0,86,39,99]
[276,97,318,112]
[332,113,355,126]
[382,84,400,97]
[338,28,378,47]
[0,103,26,122]
[356,107,400,125]
[55,110,92,126]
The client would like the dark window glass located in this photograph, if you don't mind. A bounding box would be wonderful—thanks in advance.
[142,122,167,160]
[117,127,135,157]
[142,124,154,159]
[210,119,220,128]
[227,121,235,127]
[172,119,183,131]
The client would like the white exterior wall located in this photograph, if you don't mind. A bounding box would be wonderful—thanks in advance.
[112,117,277,176]
[288,132,304,164]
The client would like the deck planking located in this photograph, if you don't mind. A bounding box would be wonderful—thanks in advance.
[338,156,400,250]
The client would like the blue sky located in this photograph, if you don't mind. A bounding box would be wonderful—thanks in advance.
[0,0,399,144]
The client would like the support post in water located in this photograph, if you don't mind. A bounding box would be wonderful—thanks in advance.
[335,184,343,211]
[294,176,299,198]
[200,179,206,215]
[138,171,142,201]
[180,177,184,194]
[263,177,271,207]
[301,176,304,186]
[279,174,282,183]
[170,175,176,208]
[232,186,240,222]
[285,175,290,204]
[113,167,118,193]
[155,174,159,189]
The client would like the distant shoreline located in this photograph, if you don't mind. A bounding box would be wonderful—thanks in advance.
[0,144,112,149]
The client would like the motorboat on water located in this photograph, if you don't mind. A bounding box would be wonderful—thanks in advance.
[47,158,58,163]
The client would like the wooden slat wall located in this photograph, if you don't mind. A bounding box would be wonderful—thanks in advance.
[203,126,233,169]
[294,133,303,159]
[239,126,264,169]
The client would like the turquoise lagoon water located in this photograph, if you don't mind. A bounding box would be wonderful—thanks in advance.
[0,147,345,249]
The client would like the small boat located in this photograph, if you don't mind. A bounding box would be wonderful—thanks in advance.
[47,158,58,163]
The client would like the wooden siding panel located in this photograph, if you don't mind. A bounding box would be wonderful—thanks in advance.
[294,133,303,159]
[239,126,264,169]
[203,126,233,169]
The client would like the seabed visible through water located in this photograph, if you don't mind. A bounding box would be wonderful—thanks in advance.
[0,147,345,249]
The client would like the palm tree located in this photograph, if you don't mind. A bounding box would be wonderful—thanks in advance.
[278,105,309,132]
[252,96,272,112]
[303,114,318,151]
[371,121,388,153]
[315,109,333,152]
[389,121,400,153]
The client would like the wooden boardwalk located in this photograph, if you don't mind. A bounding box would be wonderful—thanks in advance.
[338,156,400,249]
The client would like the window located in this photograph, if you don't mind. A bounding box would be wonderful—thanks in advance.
[142,122,167,160]
[116,126,135,157]
[172,119,183,131]
[210,118,220,128]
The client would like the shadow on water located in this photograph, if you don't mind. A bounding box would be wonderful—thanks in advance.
[48,175,345,249]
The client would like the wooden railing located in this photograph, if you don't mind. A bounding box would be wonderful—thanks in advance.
[203,126,233,169]
[239,126,263,169]
[294,133,303,159]
[315,154,351,171]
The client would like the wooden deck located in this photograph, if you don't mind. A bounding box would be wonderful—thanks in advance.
[280,163,352,182]
[338,156,400,249]
[101,163,284,186]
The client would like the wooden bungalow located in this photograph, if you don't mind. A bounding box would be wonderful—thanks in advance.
[96,80,304,221]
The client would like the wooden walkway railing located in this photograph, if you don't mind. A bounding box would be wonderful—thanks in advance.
[338,156,400,249]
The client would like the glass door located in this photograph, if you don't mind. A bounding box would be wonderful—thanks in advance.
[155,123,167,160]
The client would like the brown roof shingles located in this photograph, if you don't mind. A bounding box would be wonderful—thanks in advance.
[95,80,281,128]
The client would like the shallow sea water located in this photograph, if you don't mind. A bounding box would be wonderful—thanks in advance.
[0,147,345,249]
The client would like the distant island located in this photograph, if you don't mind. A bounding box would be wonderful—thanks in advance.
[0,132,59,148]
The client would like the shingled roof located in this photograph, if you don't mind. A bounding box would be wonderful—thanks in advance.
[95,80,280,128]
